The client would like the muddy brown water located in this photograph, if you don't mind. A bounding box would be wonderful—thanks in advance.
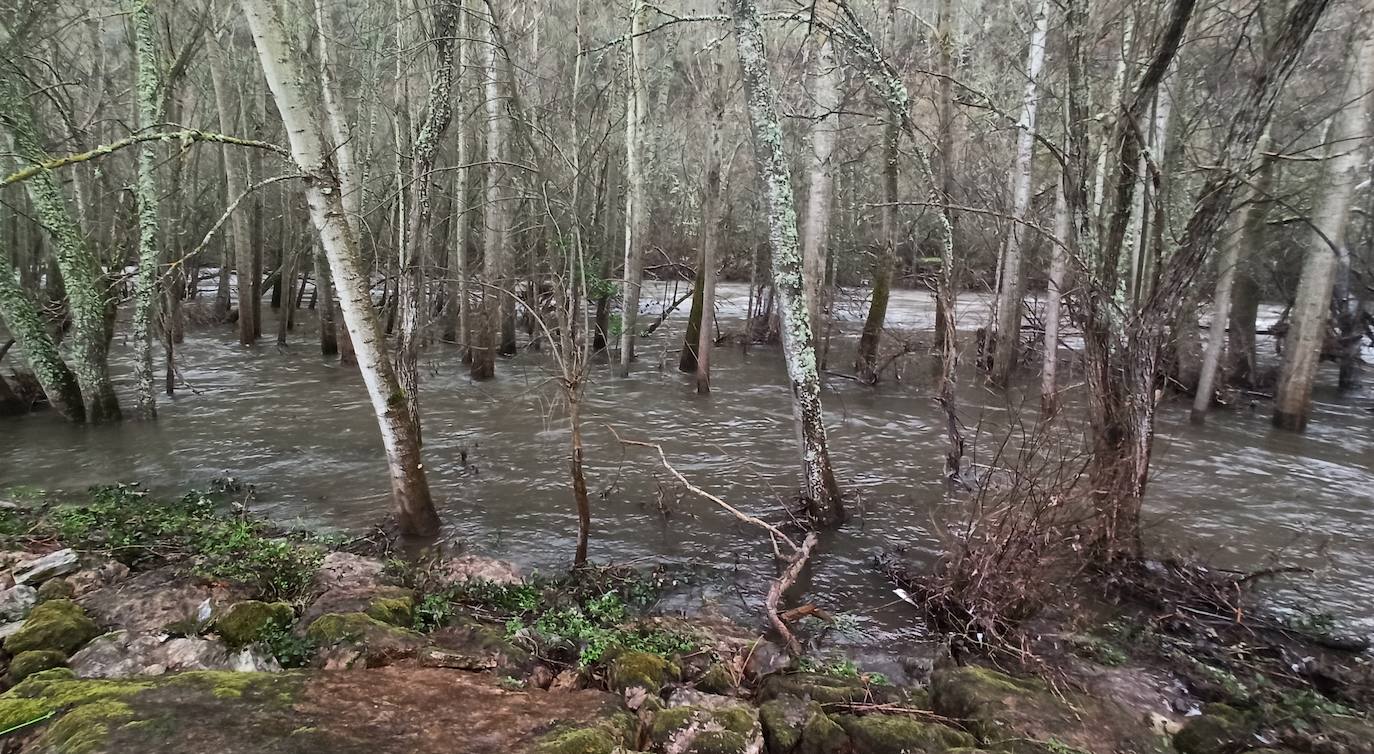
[2,282,1372,677]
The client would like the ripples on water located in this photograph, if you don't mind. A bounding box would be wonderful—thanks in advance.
[1,283,1371,671]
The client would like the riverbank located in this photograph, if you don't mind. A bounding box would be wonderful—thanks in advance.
[0,484,1369,753]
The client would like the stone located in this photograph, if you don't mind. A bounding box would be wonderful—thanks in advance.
[78,567,252,634]
[435,554,522,586]
[67,630,281,678]
[757,672,878,705]
[8,649,68,682]
[648,701,763,754]
[0,584,37,622]
[1172,704,1256,754]
[3,598,101,655]
[607,650,680,695]
[309,552,387,595]
[12,549,79,586]
[300,585,415,630]
[0,621,25,641]
[364,594,414,626]
[214,601,295,647]
[304,612,425,659]
[426,616,530,672]
[67,560,130,597]
[835,713,975,753]
[758,694,815,754]
[696,663,738,695]
[36,577,76,602]
[798,712,849,754]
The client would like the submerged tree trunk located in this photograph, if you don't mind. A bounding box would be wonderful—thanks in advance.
[444,4,471,352]
[472,7,510,381]
[242,0,440,537]
[0,79,121,423]
[855,0,899,383]
[1041,180,1069,415]
[619,2,648,376]
[130,0,162,420]
[988,0,1049,387]
[1273,22,1374,431]
[0,246,84,421]
[1192,133,1272,422]
[731,0,844,525]
[695,65,725,396]
[397,0,461,439]
[801,31,840,335]
[209,34,256,348]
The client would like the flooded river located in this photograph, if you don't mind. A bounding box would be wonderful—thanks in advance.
[2,282,1371,674]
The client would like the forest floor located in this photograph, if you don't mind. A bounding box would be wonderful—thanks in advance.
[0,484,1369,754]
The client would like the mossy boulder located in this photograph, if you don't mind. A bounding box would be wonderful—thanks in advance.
[426,615,531,672]
[364,594,414,627]
[695,663,737,695]
[214,601,295,647]
[534,713,637,754]
[36,578,76,603]
[1172,704,1257,754]
[607,650,679,694]
[759,694,814,753]
[758,672,878,705]
[3,598,101,655]
[648,703,760,754]
[930,665,1169,754]
[304,612,423,651]
[798,711,849,754]
[836,713,975,753]
[8,649,68,682]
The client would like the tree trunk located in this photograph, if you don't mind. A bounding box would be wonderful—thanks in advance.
[694,58,725,393]
[618,2,649,376]
[241,0,440,537]
[801,31,839,335]
[0,79,121,423]
[1225,154,1276,388]
[472,7,510,381]
[209,34,256,348]
[988,0,1049,386]
[855,0,899,383]
[444,2,471,352]
[1192,132,1272,422]
[1041,179,1069,415]
[1273,20,1374,431]
[130,0,162,419]
[932,0,957,355]
[0,245,84,421]
[731,0,844,525]
[398,0,461,440]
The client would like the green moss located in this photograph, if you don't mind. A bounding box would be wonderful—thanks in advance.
[759,672,875,705]
[648,704,759,752]
[607,650,679,693]
[3,599,100,655]
[695,663,736,695]
[681,730,751,754]
[41,699,134,754]
[799,712,848,754]
[36,578,76,602]
[1172,704,1255,754]
[759,695,813,753]
[535,727,620,754]
[365,594,415,627]
[836,714,975,753]
[0,698,53,734]
[8,650,68,682]
[214,600,295,647]
[305,612,421,646]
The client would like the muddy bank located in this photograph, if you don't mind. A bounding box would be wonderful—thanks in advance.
[0,485,1370,754]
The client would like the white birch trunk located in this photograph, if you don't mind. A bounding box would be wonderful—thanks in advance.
[989,0,1049,386]
[1041,178,1070,415]
[618,2,648,376]
[801,33,840,337]
[241,0,440,536]
[131,0,162,419]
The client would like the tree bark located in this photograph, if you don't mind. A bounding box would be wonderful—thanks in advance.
[130,0,162,419]
[209,33,256,348]
[801,30,840,336]
[695,55,726,395]
[1041,179,1069,416]
[988,0,1049,386]
[731,0,843,525]
[471,6,511,381]
[1273,19,1374,431]
[855,0,899,383]
[241,0,440,537]
[618,2,649,376]
[0,243,84,421]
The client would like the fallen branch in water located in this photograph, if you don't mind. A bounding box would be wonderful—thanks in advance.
[608,425,819,655]
[767,532,819,656]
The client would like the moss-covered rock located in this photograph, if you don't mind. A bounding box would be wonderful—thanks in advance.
[364,594,414,627]
[214,601,295,647]
[759,694,813,754]
[36,578,76,603]
[534,713,636,754]
[608,650,679,694]
[695,663,737,695]
[798,711,849,754]
[4,598,101,655]
[836,713,975,753]
[8,649,68,682]
[758,672,894,705]
[1171,704,1256,754]
[648,703,760,754]
[304,612,422,650]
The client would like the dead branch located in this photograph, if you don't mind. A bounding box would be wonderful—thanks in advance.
[767,531,819,656]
